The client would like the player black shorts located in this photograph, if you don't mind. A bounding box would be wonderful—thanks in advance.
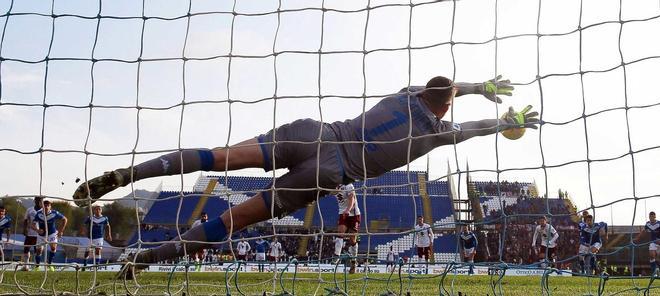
[258,119,346,217]
[540,245,556,258]
[338,214,361,232]
[23,236,38,253]
[417,247,430,259]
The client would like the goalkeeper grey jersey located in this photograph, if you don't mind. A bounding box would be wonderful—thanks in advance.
[329,86,464,181]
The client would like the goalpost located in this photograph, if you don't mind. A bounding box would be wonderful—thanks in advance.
[1,0,660,295]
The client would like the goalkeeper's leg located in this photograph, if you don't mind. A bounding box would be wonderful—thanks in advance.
[133,194,271,265]
[73,139,263,206]
[118,195,271,279]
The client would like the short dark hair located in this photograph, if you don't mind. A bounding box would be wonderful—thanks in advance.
[0,206,5,211]
[424,76,454,104]
[43,200,51,205]
[585,214,593,220]
[651,211,656,216]
[417,216,423,219]
[201,212,207,216]
[539,216,547,220]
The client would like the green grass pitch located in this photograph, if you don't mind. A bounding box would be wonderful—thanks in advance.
[0,271,658,295]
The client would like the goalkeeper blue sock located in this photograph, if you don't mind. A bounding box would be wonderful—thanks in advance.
[141,217,227,264]
[133,149,215,181]
[35,255,42,265]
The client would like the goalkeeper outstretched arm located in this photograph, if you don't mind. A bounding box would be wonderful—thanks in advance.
[455,75,514,103]
[447,107,539,144]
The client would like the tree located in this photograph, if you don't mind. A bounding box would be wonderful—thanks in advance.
[101,202,136,241]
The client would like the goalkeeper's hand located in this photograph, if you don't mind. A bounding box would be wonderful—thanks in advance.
[481,75,514,103]
[502,105,539,129]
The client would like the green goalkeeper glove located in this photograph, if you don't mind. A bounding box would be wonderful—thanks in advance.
[481,75,514,103]
[502,105,539,129]
[500,105,539,140]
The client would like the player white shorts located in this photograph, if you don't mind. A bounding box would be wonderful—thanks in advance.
[38,233,58,244]
[579,243,602,255]
[90,238,104,248]
[650,242,658,251]
[463,248,475,257]
[256,253,266,261]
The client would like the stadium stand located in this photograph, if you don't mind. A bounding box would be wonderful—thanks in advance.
[127,171,458,261]
[129,173,582,268]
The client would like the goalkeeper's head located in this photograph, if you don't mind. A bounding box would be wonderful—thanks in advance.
[421,76,456,119]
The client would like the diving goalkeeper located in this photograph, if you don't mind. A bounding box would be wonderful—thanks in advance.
[73,75,538,276]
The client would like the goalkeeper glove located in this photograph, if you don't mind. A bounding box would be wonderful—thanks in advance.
[500,105,539,140]
[502,105,539,129]
[481,75,514,103]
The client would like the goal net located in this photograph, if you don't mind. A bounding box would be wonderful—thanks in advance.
[1,0,659,295]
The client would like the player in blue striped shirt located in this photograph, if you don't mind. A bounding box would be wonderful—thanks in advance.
[635,211,660,276]
[82,205,112,269]
[578,214,607,275]
[0,206,12,261]
[254,238,270,272]
[31,201,68,271]
[460,225,478,275]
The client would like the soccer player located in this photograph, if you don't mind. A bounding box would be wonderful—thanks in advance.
[235,237,250,261]
[386,246,396,272]
[578,210,589,229]
[73,76,539,277]
[459,225,478,275]
[191,212,209,228]
[191,212,208,270]
[576,210,589,273]
[81,205,112,270]
[254,237,269,272]
[636,211,660,276]
[0,206,12,262]
[31,201,68,271]
[269,237,283,263]
[578,214,607,275]
[335,183,361,273]
[531,216,559,269]
[22,196,43,271]
[413,216,434,273]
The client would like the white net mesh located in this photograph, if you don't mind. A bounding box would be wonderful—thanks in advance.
[1,0,660,295]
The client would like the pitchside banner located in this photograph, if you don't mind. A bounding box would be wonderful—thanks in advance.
[27,263,569,276]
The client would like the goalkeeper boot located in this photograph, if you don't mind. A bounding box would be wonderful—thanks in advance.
[116,262,149,280]
[73,168,134,207]
[116,255,150,281]
[115,249,152,280]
